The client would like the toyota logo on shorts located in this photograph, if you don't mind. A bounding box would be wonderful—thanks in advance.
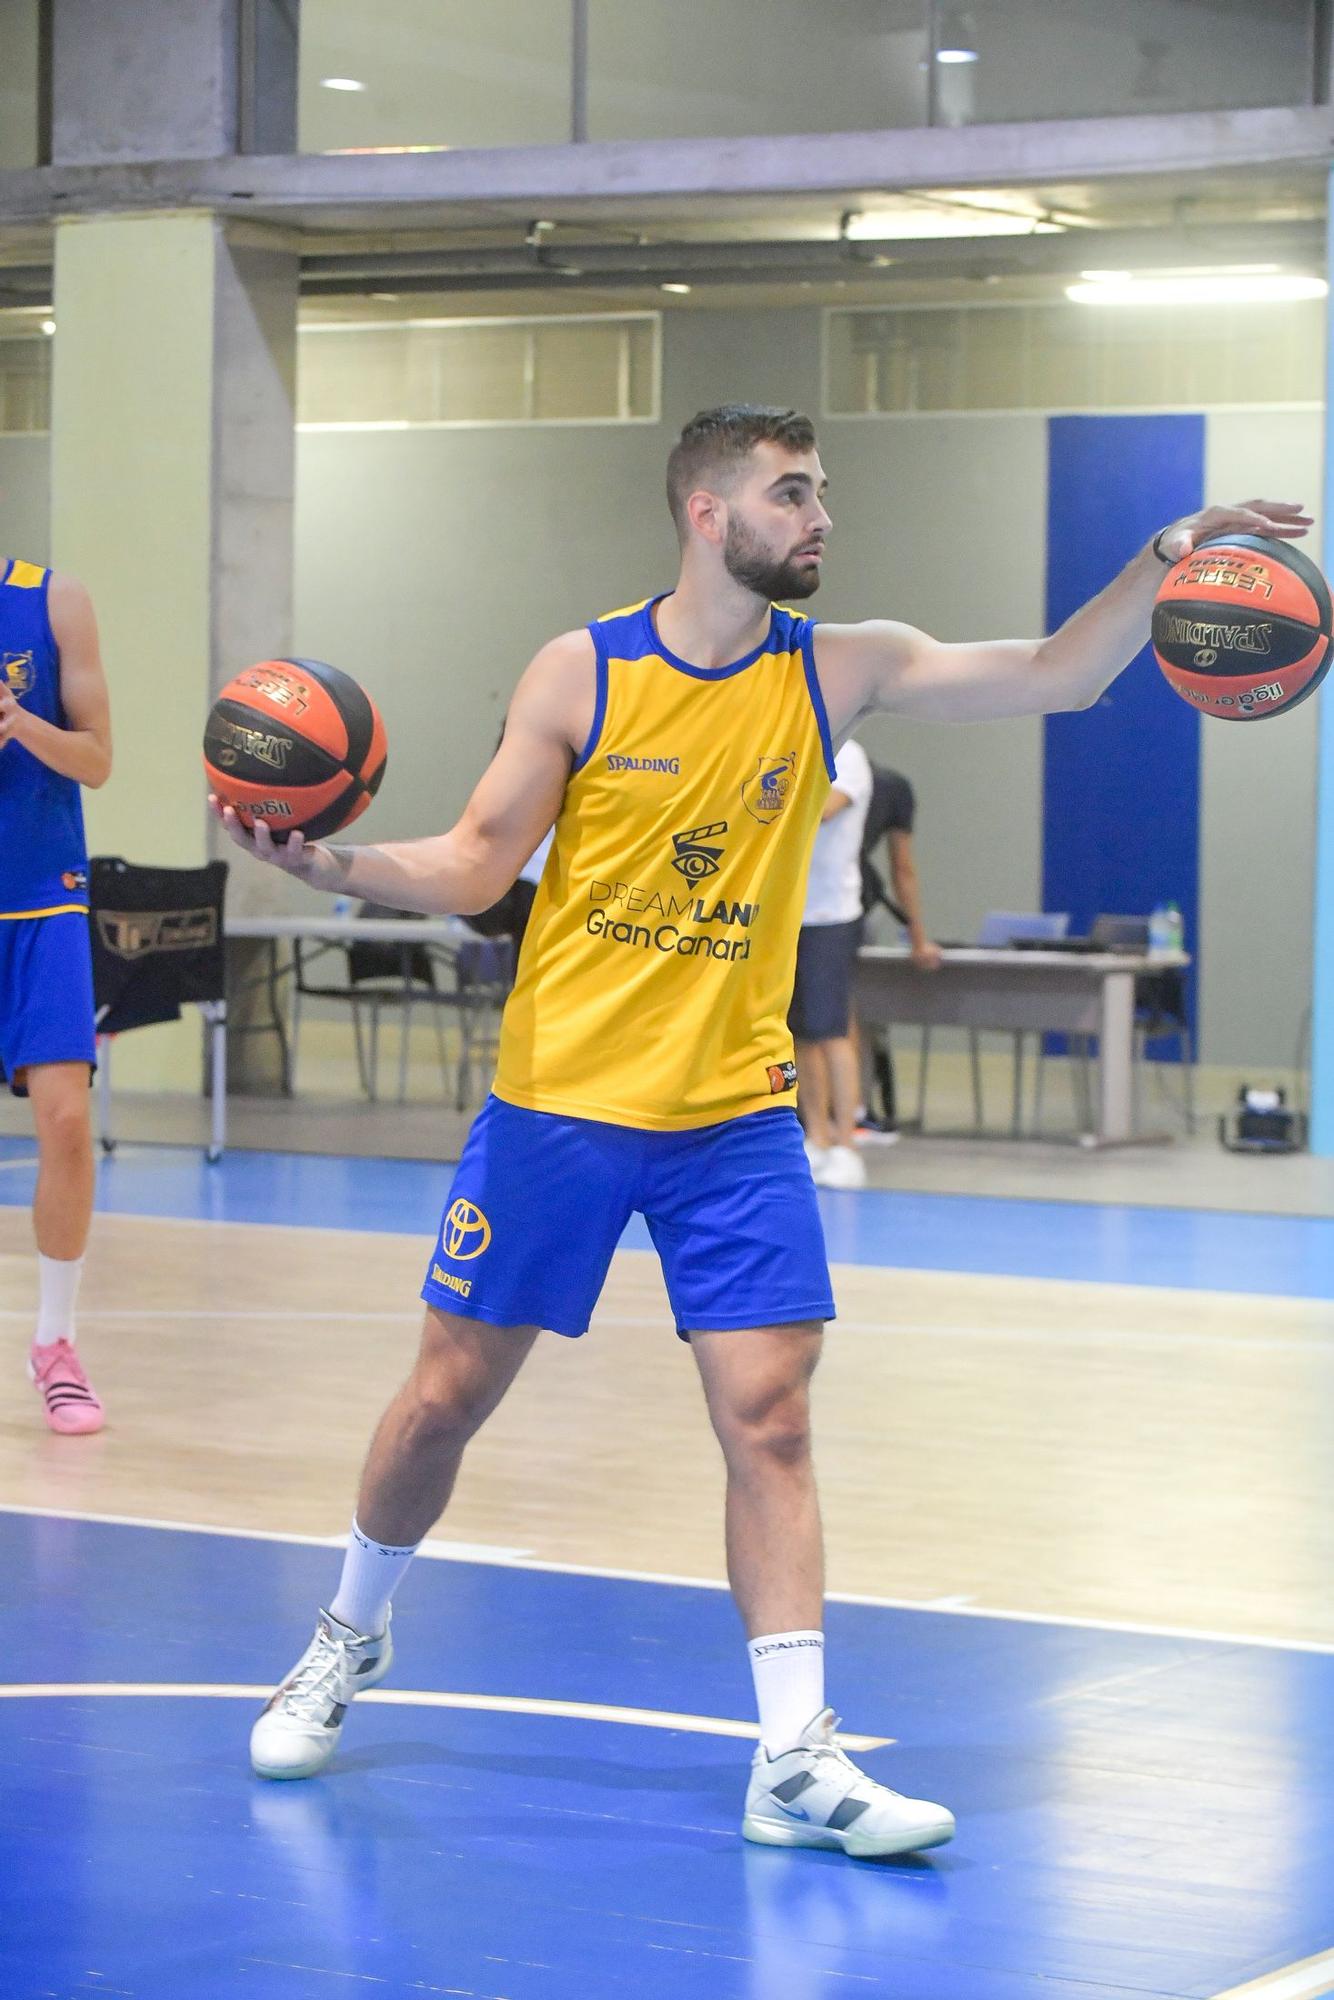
[443,1199,492,1260]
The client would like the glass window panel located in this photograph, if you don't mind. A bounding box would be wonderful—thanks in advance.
[937,0,1315,127]
[825,300,1324,415]
[428,325,531,423]
[624,319,659,422]
[297,328,412,425]
[0,0,42,167]
[533,320,657,420]
[0,336,51,434]
[588,0,928,140]
[298,0,572,153]
[297,316,660,428]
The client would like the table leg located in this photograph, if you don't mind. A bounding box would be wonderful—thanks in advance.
[267,940,292,1096]
[1011,1031,1024,1137]
[1097,972,1136,1144]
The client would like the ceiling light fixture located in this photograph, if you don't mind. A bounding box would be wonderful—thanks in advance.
[320,76,367,92]
[660,282,692,295]
[935,8,978,62]
[41,319,55,335]
[844,205,1060,242]
[1068,271,1327,306]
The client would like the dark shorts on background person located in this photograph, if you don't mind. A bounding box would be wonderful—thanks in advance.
[0,911,97,1095]
[788,917,863,1042]
[421,1095,835,1339]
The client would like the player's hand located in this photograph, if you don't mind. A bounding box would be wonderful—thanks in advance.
[0,684,29,749]
[1153,499,1313,566]
[207,795,342,889]
[910,938,943,972]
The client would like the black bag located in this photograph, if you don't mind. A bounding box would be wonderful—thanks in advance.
[89,857,227,1033]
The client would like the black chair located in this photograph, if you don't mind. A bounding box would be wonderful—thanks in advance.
[288,905,514,1106]
[89,857,229,1160]
[289,902,454,1103]
[452,932,513,1110]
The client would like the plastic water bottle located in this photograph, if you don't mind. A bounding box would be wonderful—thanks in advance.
[1164,901,1184,955]
[331,895,354,920]
[1147,903,1172,958]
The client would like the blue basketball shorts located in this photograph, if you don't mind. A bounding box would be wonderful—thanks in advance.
[421,1096,836,1340]
[0,910,96,1095]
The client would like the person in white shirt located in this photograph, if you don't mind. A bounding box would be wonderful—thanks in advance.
[789,736,873,1189]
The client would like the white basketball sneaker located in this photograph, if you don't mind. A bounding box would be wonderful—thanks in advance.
[250,1607,393,1780]
[816,1145,867,1191]
[743,1708,955,1858]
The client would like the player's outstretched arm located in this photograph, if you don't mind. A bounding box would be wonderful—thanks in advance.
[815,499,1312,730]
[210,629,595,915]
[0,573,112,787]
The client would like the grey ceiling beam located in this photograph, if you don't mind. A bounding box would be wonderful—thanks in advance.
[5,221,1324,310]
[0,105,1329,231]
[296,222,1327,293]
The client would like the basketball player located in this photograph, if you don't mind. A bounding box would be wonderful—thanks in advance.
[215,408,1308,1855]
[0,558,111,1433]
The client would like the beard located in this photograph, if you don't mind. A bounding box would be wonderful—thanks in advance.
[722,515,822,601]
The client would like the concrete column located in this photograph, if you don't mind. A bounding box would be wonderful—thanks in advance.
[50,212,297,1089]
[48,0,297,164]
[1313,173,1334,1153]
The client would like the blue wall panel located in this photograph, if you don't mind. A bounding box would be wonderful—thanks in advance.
[1043,414,1205,1043]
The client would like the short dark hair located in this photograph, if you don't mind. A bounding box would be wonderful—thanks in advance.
[666,404,817,533]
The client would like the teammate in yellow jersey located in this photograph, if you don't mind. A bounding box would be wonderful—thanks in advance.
[215,406,1309,1856]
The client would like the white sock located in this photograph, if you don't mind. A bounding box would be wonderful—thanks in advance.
[329,1518,419,1638]
[35,1253,84,1347]
[748,1629,826,1756]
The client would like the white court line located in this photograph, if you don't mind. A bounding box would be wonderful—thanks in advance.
[4,1501,1334,1658]
[1,1306,1329,1357]
[0,1157,39,1172]
[1210,1950,1334,1999]
[0,1680,885,1750]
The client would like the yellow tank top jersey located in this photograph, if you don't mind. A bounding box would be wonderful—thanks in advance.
[493,595,836,1131]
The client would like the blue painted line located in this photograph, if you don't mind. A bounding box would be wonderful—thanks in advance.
[2,1514,1333,2000]
[2,1141,1333,1300]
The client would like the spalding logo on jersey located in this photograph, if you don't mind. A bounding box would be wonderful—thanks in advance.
[742,752,797,826]
[2,651,34,697]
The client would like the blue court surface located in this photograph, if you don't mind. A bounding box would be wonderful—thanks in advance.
[2,1134,1334,1298]
[2,1510,1333,2000]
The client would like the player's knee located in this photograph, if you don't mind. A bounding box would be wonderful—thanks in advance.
[408,1356,495,1444]
[34,1090,91,1160]
[722,1382,813,1469]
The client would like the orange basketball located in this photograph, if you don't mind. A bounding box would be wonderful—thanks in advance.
[1151,534,1332,722]
[203,657,387,839]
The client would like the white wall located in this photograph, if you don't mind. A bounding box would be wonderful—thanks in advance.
[1202,408,1323,1070]
[0,434,48,558]
[0,0,40,168]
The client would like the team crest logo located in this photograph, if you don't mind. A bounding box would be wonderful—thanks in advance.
[670,821,727,883]
[2,651,33,697]
[443,1198,492,1261]
[742,753,796,826]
